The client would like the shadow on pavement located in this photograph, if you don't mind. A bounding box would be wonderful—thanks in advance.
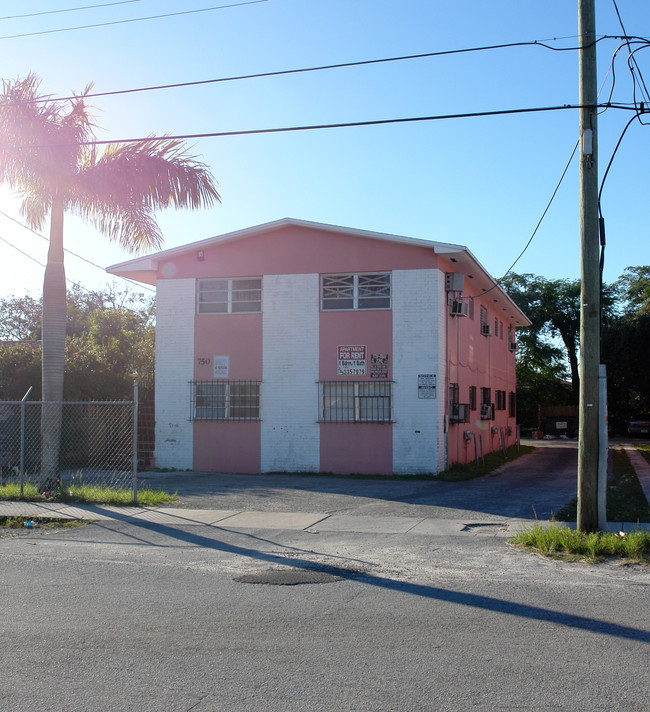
[86,510,649,645]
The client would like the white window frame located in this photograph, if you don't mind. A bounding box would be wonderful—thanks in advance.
[321,273,391,311]
[197,278,262,314]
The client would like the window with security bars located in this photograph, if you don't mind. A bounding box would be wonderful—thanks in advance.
[321,273,391,310]
[198,278,262,314]
[319,382,392,423]
[191,381,260,420]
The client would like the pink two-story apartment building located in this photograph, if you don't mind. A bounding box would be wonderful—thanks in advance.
[108,219,530,475]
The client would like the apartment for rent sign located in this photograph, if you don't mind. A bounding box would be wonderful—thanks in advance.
[337,345,367,375]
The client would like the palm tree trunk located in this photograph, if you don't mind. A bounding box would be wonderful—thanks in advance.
[40,196,66,492]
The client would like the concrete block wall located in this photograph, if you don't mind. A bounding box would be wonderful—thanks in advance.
[154,278,195,469]
[392,269,443,474]
[260,273,320,472]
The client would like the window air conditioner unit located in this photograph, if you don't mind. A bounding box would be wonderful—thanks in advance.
[450,300,469,317]
[480,403,493,420]
[481,324,492,336]
[449,403,470,423]
[508,342,517,352]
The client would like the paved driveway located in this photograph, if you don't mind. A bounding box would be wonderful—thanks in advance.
[139,441,578,521]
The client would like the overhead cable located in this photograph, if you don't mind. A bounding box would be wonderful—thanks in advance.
[0,0,146,21]
[70,103,635,148]
[0,212,155,293]
[43,37,613,103]
[0,0,269,41]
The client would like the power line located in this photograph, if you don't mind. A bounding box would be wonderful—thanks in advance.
[0,0,146,21]
[0,0,269,41]
[0,211,155,293]
[70,103,634,147]
[500,138,580,280]
[45,38,610,103]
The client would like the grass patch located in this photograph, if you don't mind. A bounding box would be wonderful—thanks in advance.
[0,481,176,507]
[510,524,650,564]
[437,445,535,482]
[0,515,89,532]
[554,447,650,523]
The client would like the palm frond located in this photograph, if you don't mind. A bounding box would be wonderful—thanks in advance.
[80,137,221,211]
[72,198,164,254]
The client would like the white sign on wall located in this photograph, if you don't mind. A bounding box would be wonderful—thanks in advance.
[337,345,367,376]
[213,355,230,379]
[418,374,437,399]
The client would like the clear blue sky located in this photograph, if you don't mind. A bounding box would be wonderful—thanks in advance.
[0,0,648,300]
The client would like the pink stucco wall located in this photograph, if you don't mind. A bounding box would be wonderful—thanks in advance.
[193,421,261,473]
[157,224,440,280]
[192,313,263,472]
[162,224,521,474]
[318,309,394,474]
[320,424,393,475]
[444,281,518,465]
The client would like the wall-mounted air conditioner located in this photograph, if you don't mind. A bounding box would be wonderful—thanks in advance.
[481,324,492,336]
[450,300,469,317]
[508,342,517,352]
[480,403,493,420]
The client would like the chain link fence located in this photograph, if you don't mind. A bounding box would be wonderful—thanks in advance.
[0,398,137,496]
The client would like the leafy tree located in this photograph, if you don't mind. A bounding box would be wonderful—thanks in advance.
[614,265,650,315]
[0,295,41,341]
[0,74,219,487]
[0,286,155,401]
[501,273,617,408]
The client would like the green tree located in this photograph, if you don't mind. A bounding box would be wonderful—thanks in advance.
[0,286,155,401]
[501,273,616,409]
[0,295,41,341]
[614,265,650,315]
[0,74,219,488]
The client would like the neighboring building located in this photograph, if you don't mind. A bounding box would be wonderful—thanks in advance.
[108,219,530,475]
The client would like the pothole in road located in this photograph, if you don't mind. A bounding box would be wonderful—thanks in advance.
[234,565,364,586]
[461,522,508,532]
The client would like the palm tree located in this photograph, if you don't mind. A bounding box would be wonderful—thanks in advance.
[0,74,220,489]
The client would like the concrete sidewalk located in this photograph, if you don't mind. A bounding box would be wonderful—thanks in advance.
[0,500,535,537]
[1,500,648,536]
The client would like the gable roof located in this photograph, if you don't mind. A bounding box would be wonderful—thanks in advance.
[107,218,531,326]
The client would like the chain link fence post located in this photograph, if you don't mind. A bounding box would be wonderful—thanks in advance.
[19,387,33,498]
[132,380,139,506]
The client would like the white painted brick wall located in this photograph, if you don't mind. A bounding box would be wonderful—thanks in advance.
[154,279,195,469]
[261,274,320,472]
[392,269,446,474]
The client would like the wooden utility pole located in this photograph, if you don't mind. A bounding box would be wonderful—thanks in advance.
[577,0,600,531]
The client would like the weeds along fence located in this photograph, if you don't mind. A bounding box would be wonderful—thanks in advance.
[0,397,138,496]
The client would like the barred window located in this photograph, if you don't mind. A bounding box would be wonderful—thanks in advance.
[198,278,261,314]
[321,273,391,310]
[320,381,392,423]
[469,385,477,411]
[191,381,260,420]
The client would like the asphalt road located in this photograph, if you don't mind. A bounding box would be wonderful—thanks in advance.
[1,442,648,712]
